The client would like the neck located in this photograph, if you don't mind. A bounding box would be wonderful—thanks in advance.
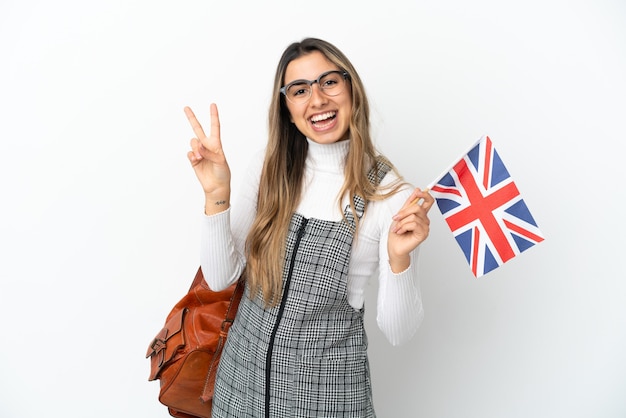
[305,138,350,174]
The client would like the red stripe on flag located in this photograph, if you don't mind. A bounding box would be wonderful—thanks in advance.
[445,158,520,263]
[472,226,480,277]
[503,219,545,243]
[431,185,461,197]
[483,136,492,190]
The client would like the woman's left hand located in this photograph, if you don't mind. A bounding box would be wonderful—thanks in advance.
[387,188,435,273]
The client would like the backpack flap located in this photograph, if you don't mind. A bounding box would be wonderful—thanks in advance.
[146,307,188,381]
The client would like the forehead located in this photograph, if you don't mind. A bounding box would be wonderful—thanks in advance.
[284,50,340,84]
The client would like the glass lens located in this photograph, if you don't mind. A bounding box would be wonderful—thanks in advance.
[319,71,344,96]
[286,82,311,104]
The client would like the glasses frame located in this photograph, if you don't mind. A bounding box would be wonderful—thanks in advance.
[280,70,350,104]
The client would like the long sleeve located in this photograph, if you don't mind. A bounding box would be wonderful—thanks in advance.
[355,181,424,346]
[199,209,244,290]
[199,151,262,291]
[376,235,424,346]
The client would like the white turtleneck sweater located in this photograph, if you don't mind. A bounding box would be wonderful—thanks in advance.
[200,138,424,346]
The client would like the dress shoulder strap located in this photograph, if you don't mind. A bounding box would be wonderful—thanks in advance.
[343,156,393,229]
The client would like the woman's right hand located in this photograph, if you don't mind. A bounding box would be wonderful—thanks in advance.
[185,103,231,215]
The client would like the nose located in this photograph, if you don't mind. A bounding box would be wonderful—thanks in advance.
[309,82,327,106]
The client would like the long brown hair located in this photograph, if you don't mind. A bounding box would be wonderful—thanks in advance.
[245,38,403,306]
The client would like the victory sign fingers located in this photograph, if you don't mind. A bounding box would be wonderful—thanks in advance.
[184,104,231,213]
[185,103,224,164]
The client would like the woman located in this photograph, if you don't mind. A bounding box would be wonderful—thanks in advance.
[185,37,434,418]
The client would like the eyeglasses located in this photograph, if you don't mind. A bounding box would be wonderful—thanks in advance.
[280,70,350,105]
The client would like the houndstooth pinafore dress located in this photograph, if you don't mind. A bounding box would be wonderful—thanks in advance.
[212,159,391,418]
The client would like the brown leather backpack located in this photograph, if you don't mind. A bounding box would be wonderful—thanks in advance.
[146,267,245,418]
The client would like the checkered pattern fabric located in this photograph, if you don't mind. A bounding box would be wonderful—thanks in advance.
[212,159,391,418]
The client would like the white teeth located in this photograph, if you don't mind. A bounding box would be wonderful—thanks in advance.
[310,112,336,122]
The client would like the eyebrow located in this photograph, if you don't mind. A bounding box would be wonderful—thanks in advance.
[286,79,309,86]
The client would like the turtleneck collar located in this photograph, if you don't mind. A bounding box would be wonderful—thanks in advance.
[305,138,350,174]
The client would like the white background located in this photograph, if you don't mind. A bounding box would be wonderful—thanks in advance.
[1,1,625,417]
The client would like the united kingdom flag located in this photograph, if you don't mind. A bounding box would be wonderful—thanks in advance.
[429,135,544,277]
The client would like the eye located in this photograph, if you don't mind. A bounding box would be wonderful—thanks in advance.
[321,73,341,88]
[288,83,310,97]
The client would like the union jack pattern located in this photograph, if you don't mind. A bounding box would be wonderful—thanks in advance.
[429,135,544,277]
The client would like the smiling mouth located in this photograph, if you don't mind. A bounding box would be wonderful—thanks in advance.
[310,111,337,127]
